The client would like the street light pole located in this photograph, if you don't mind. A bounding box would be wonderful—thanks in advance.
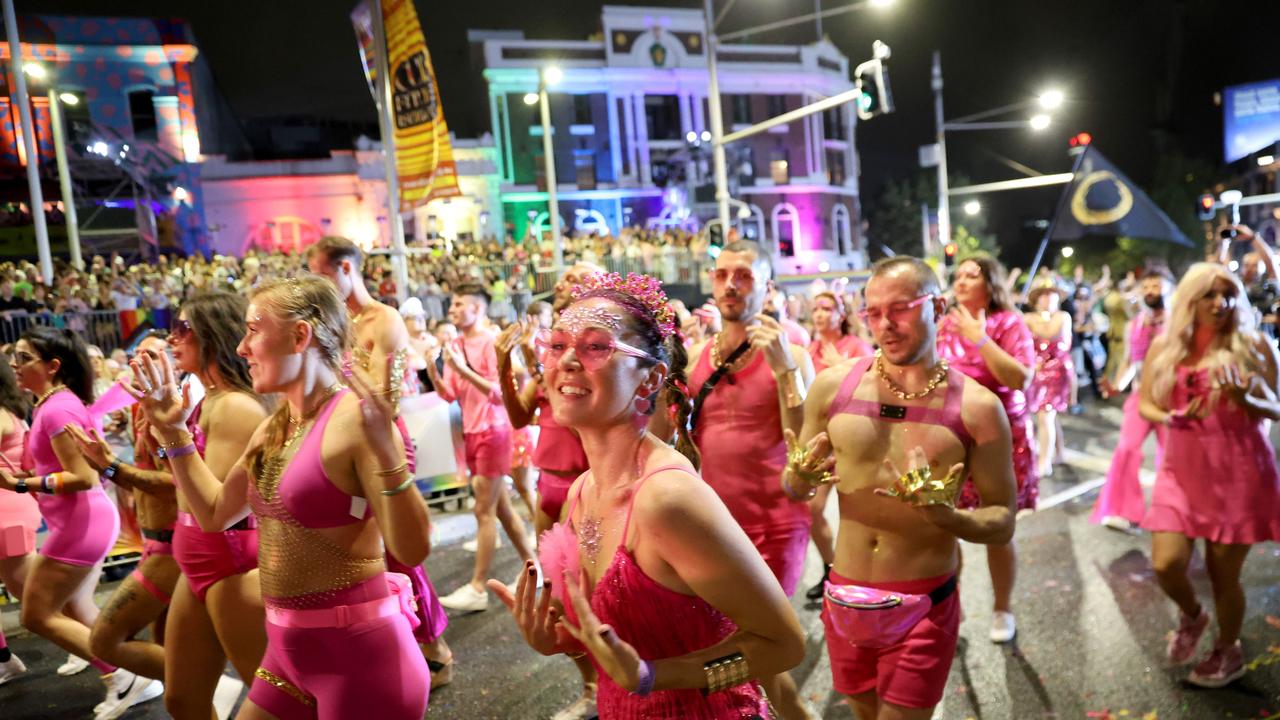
[47,90,83,270]
[370,0,409,302]
[703,0,731,238]
[4,0,52,285]
[932,51,951,255]
[538,79,563,272]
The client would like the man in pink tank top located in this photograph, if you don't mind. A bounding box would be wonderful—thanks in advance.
[687,240,815,720]
[306,237,455,685]
[1091,270,1172,530]
[426,283,535,614]
[789,257,1016,720]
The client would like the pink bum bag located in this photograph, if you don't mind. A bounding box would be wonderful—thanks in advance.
[265,572,421,630]
[823,575,957,649]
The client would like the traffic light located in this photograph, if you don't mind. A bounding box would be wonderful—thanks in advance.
[1068,132,1092,148]
[853,42,894,121]
[1196,193,1216,222]
[943,242,958,266]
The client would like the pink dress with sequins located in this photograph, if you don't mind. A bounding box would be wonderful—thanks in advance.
[540,465,768,720]
[937,309,1040,510]
[1027,329,1074,413]
[1142,366,1280,543]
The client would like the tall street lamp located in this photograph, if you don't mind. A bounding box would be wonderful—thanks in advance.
[24,62,88,270]
[932,50,1062,249]
[524,65,563,271]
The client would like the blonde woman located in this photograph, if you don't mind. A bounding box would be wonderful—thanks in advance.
[1139,263,1280,688]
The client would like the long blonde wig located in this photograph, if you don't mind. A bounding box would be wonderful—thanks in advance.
[1145,262,1263,408]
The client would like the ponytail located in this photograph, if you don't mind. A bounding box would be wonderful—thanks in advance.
[663,333,700,470]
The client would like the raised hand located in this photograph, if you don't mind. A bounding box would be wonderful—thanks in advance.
[123,350,190,435]
[65,424,116,473]
[783,428,836,488]
[561,568,645,692]
[495,323,523,357]
[486,560,564,656]
[950,305,988,345]
[877,446,965,510]
[344,356,397,435]
[747,313,795,375]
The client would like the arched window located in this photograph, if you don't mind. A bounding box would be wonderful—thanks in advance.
[771,202,799,258]
[745,204,765,243]
[831,204,851,255]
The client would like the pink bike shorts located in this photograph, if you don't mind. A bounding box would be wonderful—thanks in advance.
[129,530,176,605]
[463,428,513,478]
[744,523,810,597]
[172,512,259,603]
[822,569,960,709]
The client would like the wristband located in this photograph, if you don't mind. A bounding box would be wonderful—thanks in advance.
[781,473,816,501]
[974,335,990,349]
[40,474,52,494]
[632,659,656,697]
[166,443,198,458]
[381,477,416,496]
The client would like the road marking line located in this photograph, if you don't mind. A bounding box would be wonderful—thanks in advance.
[1038,476,1107,510]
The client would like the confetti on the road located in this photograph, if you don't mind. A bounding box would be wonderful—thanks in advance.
[1246,644,1280,672]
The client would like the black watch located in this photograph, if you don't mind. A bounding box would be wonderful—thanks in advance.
[103,461,120,480]
[14,477,28,493]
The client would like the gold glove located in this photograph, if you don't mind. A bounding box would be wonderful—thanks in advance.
[786,445,837,487]
[883,465,962,507]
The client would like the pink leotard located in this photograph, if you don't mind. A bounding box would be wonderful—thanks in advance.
[171,398,259,603]
[247,389,429,720]
[937,310,1039,510]
[1142,366,1280,543]
[25,389,120,567]
[548,465,768,719]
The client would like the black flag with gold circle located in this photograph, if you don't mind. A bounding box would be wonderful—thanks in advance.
[1048,146,1192,247]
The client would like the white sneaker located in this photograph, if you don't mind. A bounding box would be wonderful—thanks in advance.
[551,693,598,720]
[462,534,502,553]
[95,670,164,720]
[439,583,489,612]
[990,611,1017,643]
[56,652,90,676]
[0,654,27,685]
[1101,515,1135,532]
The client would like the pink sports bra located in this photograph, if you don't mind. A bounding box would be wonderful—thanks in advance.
[274,389,373,529]
[828,356,974,450]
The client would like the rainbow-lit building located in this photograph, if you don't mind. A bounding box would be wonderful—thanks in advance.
[476,5,867,273]
[2,15,208,255]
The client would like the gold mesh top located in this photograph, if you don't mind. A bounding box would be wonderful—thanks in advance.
[248,412,384,610]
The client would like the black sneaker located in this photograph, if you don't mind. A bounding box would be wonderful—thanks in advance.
[805,566,832,601]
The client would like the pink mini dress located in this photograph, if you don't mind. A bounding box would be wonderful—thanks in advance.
[1027,330,1074,413]
[0,410,38,558]
[1142,366,1280,543]
[25,390,120,567]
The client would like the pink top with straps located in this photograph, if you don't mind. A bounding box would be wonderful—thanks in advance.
[257,389,372,529]
[546,464,767,720]
[828,356,975,450]
[1128,312,1163,364]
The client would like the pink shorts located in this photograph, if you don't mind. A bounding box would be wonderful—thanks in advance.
[464,428,513,478]
[822,570,960,709]
[744,523,810,597]
[130,532,176,604]
[0,524,36,558]
[172,513,259,603]
[537,470,579,522]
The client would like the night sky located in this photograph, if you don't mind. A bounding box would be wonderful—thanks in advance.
[33,0,1280,262]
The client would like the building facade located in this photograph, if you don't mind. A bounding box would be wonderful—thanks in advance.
[480,5,866,273]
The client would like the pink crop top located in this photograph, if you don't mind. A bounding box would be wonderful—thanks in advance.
[828,356,974,450]
[272,389,373,529]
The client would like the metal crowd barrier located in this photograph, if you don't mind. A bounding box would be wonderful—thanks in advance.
[0,310,127,353]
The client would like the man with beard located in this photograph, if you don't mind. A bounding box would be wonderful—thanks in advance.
[685,240,816,719]
[427,283,535,613]
[786,256,1015,720]
[306,237,455,686]
[1090,268,1174,531]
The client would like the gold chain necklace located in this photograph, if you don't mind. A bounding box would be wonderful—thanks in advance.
[281,384,344,450]
[34,384,67,408]
[874,349,949,401]
[709,332,749,371]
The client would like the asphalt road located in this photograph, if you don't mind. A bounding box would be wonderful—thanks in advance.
[3,400,1279,720]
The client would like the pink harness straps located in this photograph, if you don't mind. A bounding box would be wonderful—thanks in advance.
[827,356,974,450]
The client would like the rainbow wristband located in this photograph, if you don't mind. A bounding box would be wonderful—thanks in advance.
[40,474,53,494]
[166,443,198,458]
[633,659,656,697]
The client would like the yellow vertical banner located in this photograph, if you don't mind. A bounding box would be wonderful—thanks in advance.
[381,0,461,210]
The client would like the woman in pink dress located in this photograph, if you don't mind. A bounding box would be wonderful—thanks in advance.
[1138,263,1280,688]
[802,290,873,601]
[489,272,804,719]
[937,256,1036,644]
[1024,282,1074,478]
[0,360,34,684]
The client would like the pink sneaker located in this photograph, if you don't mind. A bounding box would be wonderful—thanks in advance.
[1187,641,1245,688]
[1166,609,1209,665]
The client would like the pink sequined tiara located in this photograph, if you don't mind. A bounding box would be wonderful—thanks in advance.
[570,271,677,339]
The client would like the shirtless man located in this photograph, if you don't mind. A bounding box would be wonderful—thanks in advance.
[787,256,1016,719]
[306,237,454,684]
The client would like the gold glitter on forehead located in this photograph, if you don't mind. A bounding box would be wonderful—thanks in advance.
[559,305,623,333]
